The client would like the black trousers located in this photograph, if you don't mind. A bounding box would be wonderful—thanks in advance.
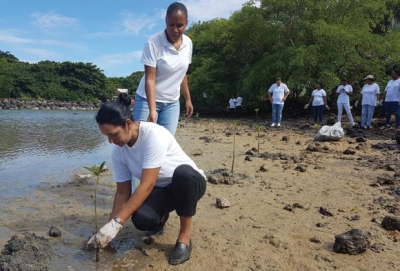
[131,164,206,231]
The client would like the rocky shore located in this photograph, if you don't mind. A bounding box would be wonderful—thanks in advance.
[0,98,101,110]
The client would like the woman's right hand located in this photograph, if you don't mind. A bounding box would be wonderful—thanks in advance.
[147,110,158,123]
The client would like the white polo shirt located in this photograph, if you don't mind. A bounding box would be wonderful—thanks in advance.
[361,83,380,106]
[268,83,290,104]
[112,122,205,188]
[311,89,326,106]
[384,79,400,102]
[136,30,193,103]
[336,84,353,104]
[236,97,242,106]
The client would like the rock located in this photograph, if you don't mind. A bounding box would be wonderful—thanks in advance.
[49,226,61,237]
[295,141,301,145]
[356,136,367,143]
[326,117,335,125]
[295,165,307,172]
[377,174,396,185]
[323,145,329,151]
[370,243,385,253]
[309,237,322,244]
[396,131,400,144]
[245,156,253,161]
[284,203,304,212]
[307,143,322,152]
[246,150,255,156]
[333,229,370,255]
[343,149,356,155]
[216,198,230,208]
[260,164,268,172]
[381,216,400,231]
[316,223,325,227]
[319,207,334,216]
[386,164,397,172]
[282,136,289,142]
[144,237,155,245]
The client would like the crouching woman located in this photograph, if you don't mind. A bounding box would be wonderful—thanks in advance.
[88,94,206,265]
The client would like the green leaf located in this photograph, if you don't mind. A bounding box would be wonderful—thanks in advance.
[99,161,105,173]
[84,167,95,173]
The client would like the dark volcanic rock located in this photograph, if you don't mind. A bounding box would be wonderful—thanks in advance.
[381,216,400,231]
[333,229,370,255]
[319,207,334,216]
[48,226,61,237]
[396,131,400,144]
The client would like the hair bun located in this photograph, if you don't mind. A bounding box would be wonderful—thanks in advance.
[118,93,131,107]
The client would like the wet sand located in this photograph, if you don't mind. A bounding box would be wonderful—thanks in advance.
[1,116,400,271]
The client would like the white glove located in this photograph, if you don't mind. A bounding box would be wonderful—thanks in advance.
[304,104,309,109]
[379,99,383,106]
[87,219,123,248]
[325,105,330,110]
[375,100,379,106]
[355,100,359,107]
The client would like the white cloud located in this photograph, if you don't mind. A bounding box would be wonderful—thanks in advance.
[119,10,162,35]
[181,0,249,22]
[17,48,61,61]
[0,30,32,44]
[93,51,142,69]
[31,11,78,30]
[40,39,87,51]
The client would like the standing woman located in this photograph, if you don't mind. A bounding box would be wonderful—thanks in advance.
[381,70,400,128]
[134,2,193,136]
[88,95,206,265]
[355,75,380,129]
[336,79,355,127]
[304,83,329,127]
[268,77,290,127]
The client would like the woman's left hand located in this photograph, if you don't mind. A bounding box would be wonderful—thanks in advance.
[87,219,123,248]
[185,100,194,117]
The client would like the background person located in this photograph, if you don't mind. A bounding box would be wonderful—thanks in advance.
[235,94,243,118]
[228,95,236,118]
[268,78,290,127]
[133,2,193,136]
[88,94,206,265]
[381,70,400,128]
[355,75,380,129]
[336,79,355,127]
[304,82,329,127]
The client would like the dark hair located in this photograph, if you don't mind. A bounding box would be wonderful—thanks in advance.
[317,82,324,88]
[166,2,188,18]
[341,78,347,82]
[96,93,133,126]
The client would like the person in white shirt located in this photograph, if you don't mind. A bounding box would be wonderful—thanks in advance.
[235,94,243,118]
[228,95,236,117]
[336,78,355,126]
[381,70,400,128]
[304,83,329,126]
[268,78,290,127]
[133,2,193,136]
[88,94,206,265]
[355,75,380,129]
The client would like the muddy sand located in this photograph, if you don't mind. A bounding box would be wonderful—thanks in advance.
[1,115,400,271]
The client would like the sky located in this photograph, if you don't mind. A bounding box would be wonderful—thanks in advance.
[0,0,250,77]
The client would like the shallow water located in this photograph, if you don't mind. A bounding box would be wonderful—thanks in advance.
[0,110,112,197]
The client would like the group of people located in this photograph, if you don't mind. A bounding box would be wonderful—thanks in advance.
[268,72,400,129]
[87,2,205,266]
[86,1,400,266]
[227,94,243,117]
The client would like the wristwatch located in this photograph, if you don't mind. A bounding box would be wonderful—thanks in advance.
[113,216,123,225]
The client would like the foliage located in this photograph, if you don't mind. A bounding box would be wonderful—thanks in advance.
[0,51,143,101]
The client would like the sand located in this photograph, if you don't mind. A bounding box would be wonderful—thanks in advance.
[1,116,400,271]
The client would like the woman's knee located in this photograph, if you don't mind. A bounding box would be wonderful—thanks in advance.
[131,208,159,231]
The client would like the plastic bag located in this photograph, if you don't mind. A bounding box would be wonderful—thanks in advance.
[314,122,345,142]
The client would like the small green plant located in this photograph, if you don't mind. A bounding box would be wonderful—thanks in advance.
[211,119,216,133]
[231,121,240,173]
[254,125,264,156]
[84,161,105,262]
[195,112,200,118]
[255,108,260,122]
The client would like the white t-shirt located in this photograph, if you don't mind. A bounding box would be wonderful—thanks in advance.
[236,97,243,106]
[112,122,205,187]
[384,79,400,102]
[229,99,236,108]
[361,83,380,106]
[311,89,326,106]
[336,84,353,104]
[136,31,193,103]
[268,83,290,104]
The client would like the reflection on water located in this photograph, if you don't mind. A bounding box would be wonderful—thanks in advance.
[0,110,112,194]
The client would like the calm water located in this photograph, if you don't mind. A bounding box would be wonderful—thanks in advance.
[0,110,113,197]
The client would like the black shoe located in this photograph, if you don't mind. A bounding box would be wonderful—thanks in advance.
[169,240,192,265]
[145,212,169,237]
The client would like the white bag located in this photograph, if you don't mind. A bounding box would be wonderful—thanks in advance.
[314,122,344,141]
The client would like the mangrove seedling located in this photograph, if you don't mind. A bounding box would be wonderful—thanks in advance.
[254,125,264,156]
[255,108,260,122]
[231,121,240,173]
[84,161,105,262]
